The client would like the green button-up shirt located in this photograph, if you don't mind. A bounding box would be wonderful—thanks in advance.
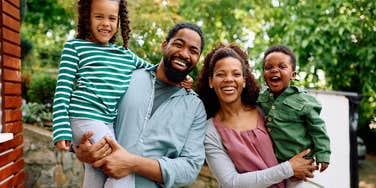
[257,86,331,163]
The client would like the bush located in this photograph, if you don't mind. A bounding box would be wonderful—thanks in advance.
[21,102,52,128]
[27,74,57,105]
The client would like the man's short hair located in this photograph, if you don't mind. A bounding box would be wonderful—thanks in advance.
[166,22,205,53]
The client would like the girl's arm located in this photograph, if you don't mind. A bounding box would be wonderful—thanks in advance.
[52,40,79,146]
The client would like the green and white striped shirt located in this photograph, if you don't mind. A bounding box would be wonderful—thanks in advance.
[52,39,152,144]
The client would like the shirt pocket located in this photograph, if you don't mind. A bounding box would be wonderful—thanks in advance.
[276,97,305,122]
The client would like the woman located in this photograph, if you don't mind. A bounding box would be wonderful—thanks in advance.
[196,44,317,188]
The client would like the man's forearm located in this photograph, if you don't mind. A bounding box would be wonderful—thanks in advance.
[132,155,163,183]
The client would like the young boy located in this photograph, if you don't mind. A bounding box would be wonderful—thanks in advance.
[257,45,331,187]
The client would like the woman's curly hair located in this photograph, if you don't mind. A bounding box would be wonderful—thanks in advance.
[196,43,261,118]
[76,0,131,48]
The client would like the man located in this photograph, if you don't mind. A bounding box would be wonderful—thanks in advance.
[74,23,207,188]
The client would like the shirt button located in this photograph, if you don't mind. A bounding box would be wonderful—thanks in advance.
[140,138,144,143]
[269,93,273,97]
[267,128,272,133]
[272,106,276,110]
[268,117,272,122]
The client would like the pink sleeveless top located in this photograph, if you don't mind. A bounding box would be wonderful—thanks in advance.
[213,111,285,188]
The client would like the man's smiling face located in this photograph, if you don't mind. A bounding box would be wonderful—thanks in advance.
[161,28,201,83]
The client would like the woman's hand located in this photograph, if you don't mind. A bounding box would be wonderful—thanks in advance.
[288,149,318,181]
[73,131,112,164]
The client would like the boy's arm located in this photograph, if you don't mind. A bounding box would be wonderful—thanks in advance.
[304,95,331,163]
[52,40,79,145]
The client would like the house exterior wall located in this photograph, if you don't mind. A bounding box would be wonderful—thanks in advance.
[0,0,24,187]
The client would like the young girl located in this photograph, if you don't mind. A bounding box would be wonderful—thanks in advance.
[52,0,191,187]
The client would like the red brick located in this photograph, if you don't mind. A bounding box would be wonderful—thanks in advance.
[3,41,21,57]
[3,82,22,95]
[3,27,20,45]
[4,96,22,108]
[0,147,23,166]
[0,171,25,188]
[0,135,23,152]
[7,0,20,8]
[3,69,21,82]
[3,13,20,31]
[3,55,21,69]
[3,0,20,19]
[0,159,24,182]
[13,171,25,188]
[3,121,23,134]
[4,109,22,122]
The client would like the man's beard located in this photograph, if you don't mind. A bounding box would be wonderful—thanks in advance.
[162,54,193,83]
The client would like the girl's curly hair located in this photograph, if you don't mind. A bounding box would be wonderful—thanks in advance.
[76,0,131,48]
[196,43,261,118]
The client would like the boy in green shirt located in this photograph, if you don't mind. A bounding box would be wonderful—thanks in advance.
[258,45,331,187]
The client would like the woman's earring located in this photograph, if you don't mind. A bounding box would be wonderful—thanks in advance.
[243,83,246,88]
[209,85,213,89]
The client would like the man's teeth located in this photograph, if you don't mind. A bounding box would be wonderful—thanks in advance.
[271,76,280,80]
[175,60,186,67]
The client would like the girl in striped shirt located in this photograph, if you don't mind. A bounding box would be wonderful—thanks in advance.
[52,0,190,187]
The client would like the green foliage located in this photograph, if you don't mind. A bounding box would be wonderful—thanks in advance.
[27,74,57,105]
[21,0,76,69]
[21,102,52,127]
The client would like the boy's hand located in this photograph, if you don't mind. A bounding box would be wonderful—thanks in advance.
[55,140,71,151]
[181,75,193,91]
[318,162,329,172]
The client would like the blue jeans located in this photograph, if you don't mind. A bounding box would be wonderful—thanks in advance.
[71,118,135,188]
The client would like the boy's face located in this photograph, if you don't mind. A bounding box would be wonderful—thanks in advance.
[89,0,119,45]
[263,52,296,96]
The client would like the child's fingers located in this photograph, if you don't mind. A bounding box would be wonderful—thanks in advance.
[319,162,329,172]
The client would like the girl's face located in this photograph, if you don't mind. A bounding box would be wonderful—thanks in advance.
[209,57,246,105]
[263,52,296,96]
[89,0,119,45]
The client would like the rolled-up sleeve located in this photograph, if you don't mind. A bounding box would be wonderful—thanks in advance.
[158,101,207,187]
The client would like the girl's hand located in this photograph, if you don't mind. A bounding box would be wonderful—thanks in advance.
[181,75,193,91]
[55,140,71,151]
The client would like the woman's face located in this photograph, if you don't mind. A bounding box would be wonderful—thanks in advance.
[209,57,246,105]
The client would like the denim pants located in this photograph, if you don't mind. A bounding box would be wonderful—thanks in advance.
[71,118,135,188]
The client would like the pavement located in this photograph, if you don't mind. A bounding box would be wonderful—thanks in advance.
[359,154,376,188]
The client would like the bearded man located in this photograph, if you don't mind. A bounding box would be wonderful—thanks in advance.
[74,23,207,188]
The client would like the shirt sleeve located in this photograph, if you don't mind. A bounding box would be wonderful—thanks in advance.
[52,40,79,144]
[128,49,154,69]
[157,100,207,187]
[304,95,331,163]
[205,120,293,188]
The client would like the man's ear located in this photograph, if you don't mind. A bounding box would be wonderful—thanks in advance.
[161,41,168,52]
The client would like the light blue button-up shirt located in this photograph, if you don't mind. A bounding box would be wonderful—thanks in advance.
[115,66,207,188]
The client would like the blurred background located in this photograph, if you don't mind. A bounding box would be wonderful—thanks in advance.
[19,0,375,187]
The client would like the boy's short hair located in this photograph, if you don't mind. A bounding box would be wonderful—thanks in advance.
[263,45,296,71]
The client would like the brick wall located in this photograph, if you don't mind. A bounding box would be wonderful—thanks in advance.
[0,0,24,187]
